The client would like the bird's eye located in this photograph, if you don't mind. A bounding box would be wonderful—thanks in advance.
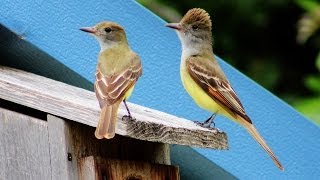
[192,25,199,30]
[105,27,112,33]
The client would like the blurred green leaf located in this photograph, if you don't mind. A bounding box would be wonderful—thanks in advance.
[305,75,320,93]
[294,97,320,125]
[316,52,320,71]
[296,0,319,12]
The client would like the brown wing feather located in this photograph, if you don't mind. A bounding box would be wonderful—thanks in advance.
[186,56,252,124]
[95,54,142,107]
[185,57,284,170]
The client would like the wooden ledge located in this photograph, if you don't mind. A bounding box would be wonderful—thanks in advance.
[0,66,228,149]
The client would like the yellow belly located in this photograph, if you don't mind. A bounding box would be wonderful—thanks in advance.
[180,66,234,120]
[124,85,134,100]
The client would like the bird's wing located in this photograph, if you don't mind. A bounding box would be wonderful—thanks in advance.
[186,56,252,124]
[95,53,142,107]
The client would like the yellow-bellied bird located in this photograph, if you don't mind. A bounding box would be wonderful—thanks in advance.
[166,8,283,170]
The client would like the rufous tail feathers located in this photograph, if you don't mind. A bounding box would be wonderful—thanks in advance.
[95,102,120,139]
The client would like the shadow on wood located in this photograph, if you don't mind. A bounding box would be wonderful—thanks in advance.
[79,156,179,180]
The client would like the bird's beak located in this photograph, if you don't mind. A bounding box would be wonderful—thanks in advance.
[79,27,97,34]
[165,23,182,31]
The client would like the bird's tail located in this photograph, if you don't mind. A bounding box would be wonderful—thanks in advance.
[241,117,284,171]
[95,102,120,139]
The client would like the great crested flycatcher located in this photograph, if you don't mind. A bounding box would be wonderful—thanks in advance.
[80,22,142,139]
[166,8,283,170]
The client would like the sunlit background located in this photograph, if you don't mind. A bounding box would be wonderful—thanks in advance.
[138,0,320,125]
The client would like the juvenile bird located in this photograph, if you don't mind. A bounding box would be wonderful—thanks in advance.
[166,8,283,170]
[80,22,142,139]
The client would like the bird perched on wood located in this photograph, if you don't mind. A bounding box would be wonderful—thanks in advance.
[166,8,283,170]
[80,22,142,139]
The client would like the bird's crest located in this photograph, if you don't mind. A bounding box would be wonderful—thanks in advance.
[180,8,212,29]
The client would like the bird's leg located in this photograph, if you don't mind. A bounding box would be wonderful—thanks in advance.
[204,113,217,127]
[195,112,218,128]
[122,99,134,120]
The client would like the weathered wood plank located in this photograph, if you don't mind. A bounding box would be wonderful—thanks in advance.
[0,107,51,179]
[0,66,228,149]
[47,115,78,180]
[79,156,180,180]
[67,120,171,165]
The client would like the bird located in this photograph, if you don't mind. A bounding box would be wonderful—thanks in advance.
[80,21,142,139]
[166,8,283,170]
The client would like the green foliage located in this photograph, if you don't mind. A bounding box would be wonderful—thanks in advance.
[305,75,320,93]
[295,73,320,125]
[317,52,320,70]
[296,0,320,43]
[294,0,320,124]
[295,97,320,125]
[296,0,319,12]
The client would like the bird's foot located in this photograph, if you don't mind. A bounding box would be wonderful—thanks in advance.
[122,99,135,121]
[195,120,215,129]
[122,115,135,121]
[195,113,217,130]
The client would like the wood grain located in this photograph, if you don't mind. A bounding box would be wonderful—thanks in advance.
[47,115,78,180]
[0,66,228,149]
[0,107,51,179]
[79,156,179,180]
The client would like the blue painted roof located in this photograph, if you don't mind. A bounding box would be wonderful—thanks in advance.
[1,0,320,179]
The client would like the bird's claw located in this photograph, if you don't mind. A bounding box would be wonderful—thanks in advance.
[122,115,135,121]
[195,120,216,130]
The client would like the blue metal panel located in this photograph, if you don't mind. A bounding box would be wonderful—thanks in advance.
[1,0,319,179]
